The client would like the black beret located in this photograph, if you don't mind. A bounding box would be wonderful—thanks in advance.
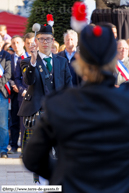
[36,24,53,36]
[79,25,117,66]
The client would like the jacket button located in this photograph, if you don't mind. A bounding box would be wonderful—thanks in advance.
[28,94,29,96]
[51,81,53,84]
[25,98,26,100]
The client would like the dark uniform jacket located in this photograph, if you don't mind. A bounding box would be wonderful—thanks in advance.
[9,54,19,100]
[18,53,72,117]
[57,50,81,86]
[23,73,129,193]
[0,50,11,98]
[14,58,28,102]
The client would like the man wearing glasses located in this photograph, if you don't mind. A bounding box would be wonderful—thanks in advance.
[18,24,72,184]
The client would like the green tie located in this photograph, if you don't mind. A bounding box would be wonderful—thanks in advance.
[44,57,52,72]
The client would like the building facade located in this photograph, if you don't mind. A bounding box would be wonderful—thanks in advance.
[0,0,24,14]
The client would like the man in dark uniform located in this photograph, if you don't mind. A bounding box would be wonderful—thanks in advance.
[23,25,129,193]
[9,35,26,154]
[18,23,72,184]
[18,25,72,118]
[14,33,34,153]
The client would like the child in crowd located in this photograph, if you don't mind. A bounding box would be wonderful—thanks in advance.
[0,25,11,42]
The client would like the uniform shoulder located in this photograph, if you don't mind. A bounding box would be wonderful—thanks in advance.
[57,50,65,55]
[20,57,31,70]
[57,50,65,57]
[2,50,11,60]
[55,54,67,62]
[22,57,31,62]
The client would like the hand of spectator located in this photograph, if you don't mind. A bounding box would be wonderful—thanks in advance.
[12,85,19,93]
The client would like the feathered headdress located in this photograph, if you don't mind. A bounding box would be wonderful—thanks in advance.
[71,2,87,33]
[46,14,54,27]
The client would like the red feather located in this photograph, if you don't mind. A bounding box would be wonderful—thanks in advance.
[72,2,87,21]
[44,24,47,26]
[46,14,53,22]
[93,26,103,37]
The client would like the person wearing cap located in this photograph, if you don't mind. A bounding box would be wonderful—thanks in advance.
[18,22,72,184]
[23,24,129,193]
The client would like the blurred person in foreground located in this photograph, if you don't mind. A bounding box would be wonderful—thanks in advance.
[23,25,129,193]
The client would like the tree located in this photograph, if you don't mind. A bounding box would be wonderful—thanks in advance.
[26,0,81,45]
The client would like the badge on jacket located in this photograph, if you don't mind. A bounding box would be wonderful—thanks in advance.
[23,68,26,73]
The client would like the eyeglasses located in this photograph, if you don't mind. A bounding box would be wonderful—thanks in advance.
[37,37,53,43]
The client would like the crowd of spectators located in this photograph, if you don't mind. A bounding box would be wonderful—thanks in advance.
[0,25,79,158]
[0,22,129,160]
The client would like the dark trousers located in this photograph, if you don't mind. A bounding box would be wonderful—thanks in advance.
[19,100,25,147]
[9,93,20,149]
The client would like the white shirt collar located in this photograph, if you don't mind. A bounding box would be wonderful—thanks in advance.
[15,49,26,58]
[38,51,53,60]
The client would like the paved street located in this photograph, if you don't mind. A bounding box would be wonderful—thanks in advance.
[0,148,34,193]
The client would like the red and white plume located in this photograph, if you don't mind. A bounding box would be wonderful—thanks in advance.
[47,14,54,27]
[71,2,87,33]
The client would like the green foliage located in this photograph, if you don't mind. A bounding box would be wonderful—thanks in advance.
[26,0,81,45]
